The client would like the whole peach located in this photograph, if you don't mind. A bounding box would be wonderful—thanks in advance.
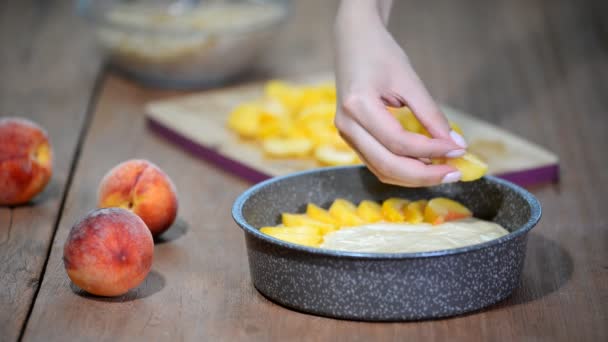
[63,208,154,297]
[0,117,53,205]
[98,159,178,236]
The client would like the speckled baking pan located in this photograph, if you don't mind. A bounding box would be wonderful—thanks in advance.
[232,166,542,321]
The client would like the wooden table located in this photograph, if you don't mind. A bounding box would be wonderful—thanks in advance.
[1,0,606,341]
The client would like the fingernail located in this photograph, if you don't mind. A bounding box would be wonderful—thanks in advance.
[441,171,462,184]
[445,149,466,158]
[450,130,468,148]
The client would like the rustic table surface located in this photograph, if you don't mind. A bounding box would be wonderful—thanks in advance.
[1,0,606,341]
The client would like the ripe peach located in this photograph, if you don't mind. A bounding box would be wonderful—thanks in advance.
[98,160,178,236]
[0,117,52,205]
[63,208,154,297]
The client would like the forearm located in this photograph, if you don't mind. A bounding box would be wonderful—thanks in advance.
[377,0,393,24]
[335,0,393,34]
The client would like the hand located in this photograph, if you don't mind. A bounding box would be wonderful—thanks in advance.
[334,0,467,187]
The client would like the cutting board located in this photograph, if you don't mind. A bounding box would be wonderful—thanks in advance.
[145,76,559,187]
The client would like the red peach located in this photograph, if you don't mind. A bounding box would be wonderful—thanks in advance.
[97,159,178,236]
[63,208,154,297]
[0,117,53,205]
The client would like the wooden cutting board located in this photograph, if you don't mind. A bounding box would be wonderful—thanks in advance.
[145,76,559,187]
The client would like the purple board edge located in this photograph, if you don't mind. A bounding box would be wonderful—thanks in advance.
[495,164,560,187]
[147,117,270,184]
[147,117,560,187]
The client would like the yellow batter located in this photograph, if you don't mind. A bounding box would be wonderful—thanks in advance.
[320,218,508,253]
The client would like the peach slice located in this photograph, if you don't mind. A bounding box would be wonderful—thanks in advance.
[445,152,488,181]
[296,102,335,122]
[381,197,410,222]
[264,80,302,112]
[314,145,359,166]
[281,213,337,234]
[404,200,428,224]
[357,200,383,223]
[0,117,53,205]
[388,106,423,133]
[424,197,472,225]
[329,199,364,227]
[306,203,338,225]
[63,208,154,297]
[98,160,178,237]
[262,138,313,157]
[260,226,322,247]
[227,102,262,138]
[261,225,322,235]
[449,122,464,136]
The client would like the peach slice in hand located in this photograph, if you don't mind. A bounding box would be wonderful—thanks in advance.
[357,200,383,223]
[381,198,410,222]
[388,106,423,133]
[98,160,178,237]
[423,197,472,225]
[329,199,364,227]
[0,117,53,205]
[445,152,488,181]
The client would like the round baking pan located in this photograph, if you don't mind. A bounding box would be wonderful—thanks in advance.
[232,166,541,321]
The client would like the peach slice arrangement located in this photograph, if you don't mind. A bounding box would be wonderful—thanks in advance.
[260,197,473,248]
[0,117,53,205]
[63,159,178,297]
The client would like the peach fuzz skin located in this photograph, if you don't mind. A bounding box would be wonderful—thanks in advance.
[0,117,53,205]
[98,159,178,237]
[63,208,154,297]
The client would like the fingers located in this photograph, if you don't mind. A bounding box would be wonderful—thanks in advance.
[336,114,461,187]
[398,69,467,148]
[341,94,465,159]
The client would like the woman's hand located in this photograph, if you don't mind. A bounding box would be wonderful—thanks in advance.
[334,0,467,187]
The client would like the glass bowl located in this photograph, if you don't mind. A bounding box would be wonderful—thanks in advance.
[79,0,290,88]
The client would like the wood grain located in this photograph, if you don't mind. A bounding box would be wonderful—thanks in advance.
[20,0,608,341]
[0,0,101,340]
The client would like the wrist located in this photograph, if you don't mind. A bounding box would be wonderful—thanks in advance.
[335,0,385,36]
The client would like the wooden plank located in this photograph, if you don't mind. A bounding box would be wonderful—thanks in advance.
[23,0,607,341]
[0,0,102,340]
